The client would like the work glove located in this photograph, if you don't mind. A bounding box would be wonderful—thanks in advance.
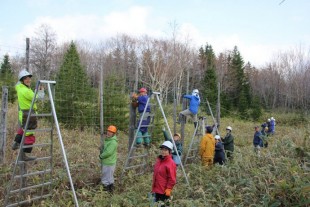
[165,189,172,197]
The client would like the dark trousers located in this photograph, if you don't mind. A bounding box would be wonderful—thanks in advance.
[155,193,170,206]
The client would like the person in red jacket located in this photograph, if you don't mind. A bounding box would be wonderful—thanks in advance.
[152,141,177,205]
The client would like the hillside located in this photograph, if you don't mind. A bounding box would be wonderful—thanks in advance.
[0,106,309,207]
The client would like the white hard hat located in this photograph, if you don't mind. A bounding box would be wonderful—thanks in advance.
[18,69,32,81]
[215,135,221,140]
[271,117,275,120]
[160,141,173,150]
[226,126,232,131]
[267,119,271,122]
[192,89,199,94]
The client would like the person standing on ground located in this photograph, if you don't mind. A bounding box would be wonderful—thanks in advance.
[152,141,177,205]
[199,126,215,167]
[179,89,201,129]
[222,126,234,160]
[99,125,118,194]
[214,135,225,165]
[162,127,183,166]
[12,69,45,161]
[253,126,263,156]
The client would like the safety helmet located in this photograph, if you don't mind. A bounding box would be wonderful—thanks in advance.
[215,135,221,140]
[18,69,32,81]
[192,89,199,94]
[160,141,173,150]
[226,126,232,131]
[271,117,275,120]
[139,87,147,93]
[107,125,117,133]
[265,127,269,131]
[267,118,271,122]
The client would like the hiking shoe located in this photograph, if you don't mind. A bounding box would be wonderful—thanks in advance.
[23,155,37,161]
[12,142,20,150]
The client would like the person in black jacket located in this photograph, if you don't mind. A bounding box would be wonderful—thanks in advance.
[214,135,225,165]
[222,126,234,160]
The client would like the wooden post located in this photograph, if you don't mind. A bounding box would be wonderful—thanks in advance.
[128,62,138,151]
[216,82,221,126]
[99,64,104,156]
[0,86,8,164]
[26,38,30,71]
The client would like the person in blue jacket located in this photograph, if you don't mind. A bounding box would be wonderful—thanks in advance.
[214,135,225,165]
[253,126,263,156]
[179,89,201,129]
[269,117,276,135]
[136,87,151,147]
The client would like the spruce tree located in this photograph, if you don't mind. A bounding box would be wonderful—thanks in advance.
[199,44,217,113]
[0,54,16,103]
[55,42,97,129]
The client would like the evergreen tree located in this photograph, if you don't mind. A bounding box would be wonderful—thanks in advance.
[229,46,252,118]
[199,44,218,113]
[0,54,16,103]
[55,42,97,129]
[103,74,129,132]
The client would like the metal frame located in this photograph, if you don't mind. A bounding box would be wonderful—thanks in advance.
[4,80,79,207]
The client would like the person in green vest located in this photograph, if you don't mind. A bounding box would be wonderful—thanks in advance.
[99,125,118,194]
[12,69,45,161]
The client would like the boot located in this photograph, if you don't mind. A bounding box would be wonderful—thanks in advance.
[194,122,198,129]
[12,141,20,150]
[21,152,36,161]
[108,184,114,194]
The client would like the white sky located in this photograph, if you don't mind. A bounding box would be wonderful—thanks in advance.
[0,0,309,67]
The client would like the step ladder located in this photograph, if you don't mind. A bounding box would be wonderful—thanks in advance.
[184,117,206,165]
[4,80,79,207]
[121,94,155,177]
[121,92,190,186]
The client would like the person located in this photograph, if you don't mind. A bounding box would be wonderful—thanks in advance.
[152,141,177,205]
[214,135,225,165]
[133,87,151,147]
[12,69,45,161]
[99,125,118,193]
[199,126,215,167]
[253,126,263,156]
[162,127,183,166]
[261,123,269,148]
[269,117,276,135]
[179,89,201,129]
[222,126,234,160]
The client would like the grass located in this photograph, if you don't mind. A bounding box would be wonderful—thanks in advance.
[0,105,309,206]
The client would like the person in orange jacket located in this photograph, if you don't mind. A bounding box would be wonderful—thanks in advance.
[199,126,215,167]
[152,141,177,205]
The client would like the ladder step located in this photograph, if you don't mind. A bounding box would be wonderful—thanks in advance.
[31,113,53,117]
[140,124,154,127]
[18,156,51,164]
[128,154,148,159]
[124,163,147,170]
[22,143,51,148]
[26,128,53,133]
[186,156,196,159]
[136,134,151,138]
[10,182,52,194]
[6,194,52,207]
[14,169,52,179]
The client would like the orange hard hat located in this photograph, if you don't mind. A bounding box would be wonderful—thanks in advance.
[139,87,147,93]
[107,125,117,133]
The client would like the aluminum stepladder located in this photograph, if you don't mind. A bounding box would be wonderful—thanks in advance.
[183,98,220,165]
[184,117,206,165]
[4,80,79,207]
[121,92,190,186]
[120,93,155,178]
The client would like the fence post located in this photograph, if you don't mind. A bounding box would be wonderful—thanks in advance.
[0,86,9,164]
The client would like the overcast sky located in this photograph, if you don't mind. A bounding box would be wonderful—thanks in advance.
[0,0,309,67]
